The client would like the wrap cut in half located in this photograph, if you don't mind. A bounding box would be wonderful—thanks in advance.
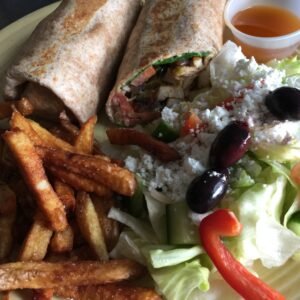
[4,0,142,123]
[106,0,226,127]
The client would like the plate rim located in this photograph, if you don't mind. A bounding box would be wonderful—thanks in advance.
[0,2,60,40]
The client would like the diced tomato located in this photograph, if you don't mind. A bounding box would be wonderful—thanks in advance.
[131,66,157,87]
[180,112,207,136]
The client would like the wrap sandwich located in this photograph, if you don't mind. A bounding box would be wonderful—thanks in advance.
[106,0,226,126]
[4,0,142,123]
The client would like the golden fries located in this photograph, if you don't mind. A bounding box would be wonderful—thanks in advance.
[10,111,75,152]
[10,111,43,146]
[48,166,113,197]
[55,284,162,300]
[19,213,53,261]
[92,196,120,251]
[75,192,108,260]
[50,224,74,253]
[0,113,156,298]
[37,146,136,196]
[74,115,97,154]
[0,260,144,290]
[53,180,76,211]
[3,130,67,231]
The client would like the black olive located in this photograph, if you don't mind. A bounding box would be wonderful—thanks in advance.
[209,121,251,169]
[265,87,300,120]
[186,169,229,213]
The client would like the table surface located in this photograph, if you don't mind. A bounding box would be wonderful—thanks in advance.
[0,0,56,29]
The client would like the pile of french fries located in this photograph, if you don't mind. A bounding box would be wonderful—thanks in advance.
[0,110,161,299]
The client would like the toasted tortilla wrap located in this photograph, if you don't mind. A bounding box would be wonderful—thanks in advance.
[106,0,226,126]
[4,0,142,123]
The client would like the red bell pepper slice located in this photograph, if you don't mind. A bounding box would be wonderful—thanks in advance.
[199,209,285,300]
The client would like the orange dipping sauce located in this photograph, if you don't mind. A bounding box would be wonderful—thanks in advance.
[230,5,300,62]
[232,5,300,37]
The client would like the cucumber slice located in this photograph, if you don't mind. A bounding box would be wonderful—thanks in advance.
[167,201,199,245]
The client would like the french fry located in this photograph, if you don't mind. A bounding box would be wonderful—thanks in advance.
[49,166,113,197]
[2,130,67,231]
[10,111,75,152]
[19,213,53,261]
[10,112,111,161]
[106,128,181,162]
[37,146,137,196]
[75,192,108,260]
[55,284,162,300]
[50,224,74,253]
[53,180,76,211]
[10,111,43,146]
[74,115,97,154]
[0,259,144,290]
[92,196,120,251]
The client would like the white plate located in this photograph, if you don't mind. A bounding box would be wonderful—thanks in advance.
[1,3,300,300]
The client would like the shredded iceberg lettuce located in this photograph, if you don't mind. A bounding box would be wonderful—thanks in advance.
[267,56,300,88]
[223,167,287,265]
[150,260,210,300]
[149,246,203,269]
[108,207,158,243]
[256,217,300,268]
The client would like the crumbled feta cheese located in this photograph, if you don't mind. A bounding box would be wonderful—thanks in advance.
[124,156,138,172]
[183,157,205,175]
[161,107,179,128]
[124,41,300,203]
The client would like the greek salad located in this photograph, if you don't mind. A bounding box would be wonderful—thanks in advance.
[104,41,300,299]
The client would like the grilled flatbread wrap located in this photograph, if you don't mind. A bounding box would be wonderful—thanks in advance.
[106,0,226,126]
[4,0,142,123]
